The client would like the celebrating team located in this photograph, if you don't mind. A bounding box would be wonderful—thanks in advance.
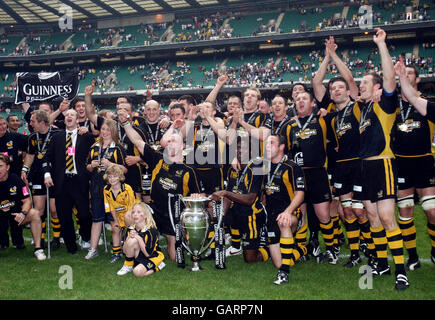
[0,28,434,289]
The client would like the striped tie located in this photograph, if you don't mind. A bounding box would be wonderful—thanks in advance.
[65,132,75,172]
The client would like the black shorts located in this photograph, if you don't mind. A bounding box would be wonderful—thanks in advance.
[303,167,332,204]
[134,251,164,271]
[396,155,435,190]
[333,159,362,197]
[361,158,397,202]
[125,165,143,194]
[266,209,302,245]
[196,166,224,195]
[28,175,55,198]
[234,210,266,250]
[149,205,175,237]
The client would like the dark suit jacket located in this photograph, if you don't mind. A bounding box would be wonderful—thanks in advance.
[43,130,94,196]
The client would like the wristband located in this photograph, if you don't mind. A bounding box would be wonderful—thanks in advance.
[22,165,29,174]
[21,210,28,216]
[121,120,130,127]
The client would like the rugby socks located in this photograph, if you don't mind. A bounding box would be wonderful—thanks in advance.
[359,219,375,255]
[344,218,360,257]
[279,237,294,272]
[370,225,389,270]
[398,217,418,261]
[295,223,307,247]
[428,222,435,257]
[41,220,46,241]
[123,256,134,267]
[112,245,121,255]
[51,217,61,239]
[230,228,241,250]
[331,215,343,247]
[319,219,335,252]
[258,247,269,262]
[386,227,406,276]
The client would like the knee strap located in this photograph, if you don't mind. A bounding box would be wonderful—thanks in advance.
[351,200,364,210]
[340,198,353,208]
[397,195,414,209]
[421,195,435,211]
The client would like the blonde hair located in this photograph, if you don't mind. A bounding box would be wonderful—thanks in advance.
[98,119,119,145]
[243,87,261,100]
[133,202,157,230]
[103,164,125,183]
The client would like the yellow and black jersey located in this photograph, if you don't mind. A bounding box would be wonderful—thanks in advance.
[227,110,271,158]
[264,158,305,216]
[270,116,291,136]
[0,173,29,215]
[0,131,27,176]
[324,102,362,162]
[358,90,399,159]
[140,143,203,216]
[103,182,139,227]
[189,122,226,168]
[425,100,435,124]
[226,160,265,217]
[87,141,127,198]
[128,226,163,258]
[394,98,435,157]
[316,91,337,113]
[27,127,61,177]
[282,114,328,168]
[141,121,167,151]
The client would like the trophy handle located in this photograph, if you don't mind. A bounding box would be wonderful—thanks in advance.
[167,193,177,233]
[168,193,194,256]
[197,197,225,256]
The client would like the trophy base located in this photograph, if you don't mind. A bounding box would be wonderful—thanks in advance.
[190,260,202,272]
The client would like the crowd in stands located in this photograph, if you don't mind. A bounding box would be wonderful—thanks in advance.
[1,1,434,56]
[173,13,232,42]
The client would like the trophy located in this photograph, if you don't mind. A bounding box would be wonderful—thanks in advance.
[168,194,224,271]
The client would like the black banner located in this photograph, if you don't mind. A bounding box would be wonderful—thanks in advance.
[15,71,79,104]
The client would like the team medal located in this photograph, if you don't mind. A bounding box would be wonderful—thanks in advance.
[399,99,412,133]
[265,185,274,195]
[151,144,159,151]
[182,145,194,156]
[37,153,44,159]
[398,123,408,132]
[299,130,307,139]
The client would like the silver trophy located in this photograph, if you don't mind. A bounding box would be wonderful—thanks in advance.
[168,194,224,271]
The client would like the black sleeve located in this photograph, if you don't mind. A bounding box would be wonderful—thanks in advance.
[316,90,332,110]
[187,166,203,194]
[141,144,162,169]
[145,228,160,254]
[425,101,435,123]
[16,133,28,152]
[246,165,264,195]
[380,89,399,114]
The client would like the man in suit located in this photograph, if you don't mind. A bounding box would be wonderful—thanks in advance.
[43,107,95,254]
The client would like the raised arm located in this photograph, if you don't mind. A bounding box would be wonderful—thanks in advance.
[205,74,228,104]
[50,99,70,125]
[374,28,396,93]
[117,110,145,155]
[327,36,359,100]
[312,38,331,102]
[395,58,428,116]
[84,84,98,126]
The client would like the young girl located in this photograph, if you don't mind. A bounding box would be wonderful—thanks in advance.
[117,202,165,277]
[85,119,127,262]
[102,164,138,261]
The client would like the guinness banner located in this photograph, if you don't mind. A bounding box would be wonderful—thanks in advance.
[15,71,79,104]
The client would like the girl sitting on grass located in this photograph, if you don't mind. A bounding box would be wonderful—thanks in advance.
[117,202,165,277]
